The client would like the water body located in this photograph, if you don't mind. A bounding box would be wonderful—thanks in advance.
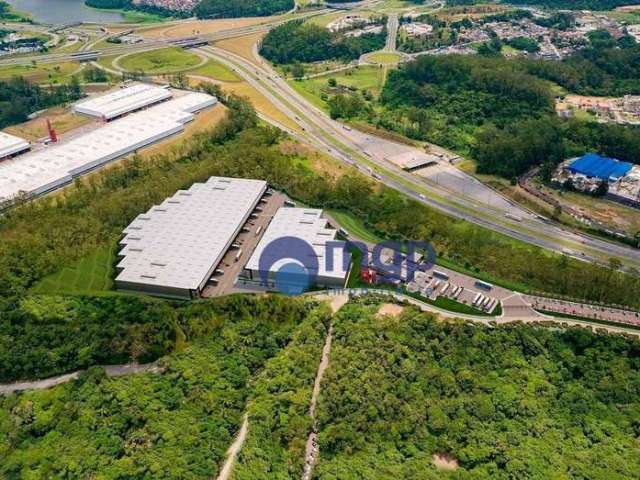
[6,0,124,24]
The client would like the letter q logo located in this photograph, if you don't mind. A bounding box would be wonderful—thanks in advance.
[258,236,319,295]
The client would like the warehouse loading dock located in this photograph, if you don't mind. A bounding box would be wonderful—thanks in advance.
[115,177,268,300]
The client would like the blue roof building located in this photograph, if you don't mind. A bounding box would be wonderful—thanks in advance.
[568,153,633,182]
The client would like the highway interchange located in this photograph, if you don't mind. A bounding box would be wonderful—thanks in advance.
[2,6,640,271]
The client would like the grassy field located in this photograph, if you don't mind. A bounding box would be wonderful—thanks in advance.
[190,59,241,82]
[291,65,387,112]
[364,51,402,65]
[0,62,81,83]
[328,210,384,244]
[118,47,202,75]
[30,245,117,295]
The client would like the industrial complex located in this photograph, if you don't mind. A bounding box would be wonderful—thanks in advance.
[554,153,640,208]
[115,177,268,299]
[243,207,351,290]
[72,83,174,121]
[114,177,351,299]
[0,84,217,205]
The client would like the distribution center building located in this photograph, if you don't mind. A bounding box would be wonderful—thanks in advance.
[115,177,268,299]
[0,90,217,204]
[243,208,352,290]
[0,132,30,161]
[73,83,173,120]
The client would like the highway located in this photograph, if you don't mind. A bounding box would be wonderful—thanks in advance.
[0,9,330,67]
[3,8,640,270]
[196,43,640,270]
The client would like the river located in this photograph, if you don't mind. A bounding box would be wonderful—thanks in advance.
[5,0,125,24]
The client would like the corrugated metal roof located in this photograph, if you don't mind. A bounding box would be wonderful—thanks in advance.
[116,177,267,291]
[569,153,633,181]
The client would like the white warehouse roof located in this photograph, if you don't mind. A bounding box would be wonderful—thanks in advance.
[116,177,267,294]
[73,83,173,120]
[0,91,217,203]
[245,208,351,282]
[0,131,30,159]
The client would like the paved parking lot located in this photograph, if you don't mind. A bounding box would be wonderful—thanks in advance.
[525,295,640,326]
[201,192,285,297]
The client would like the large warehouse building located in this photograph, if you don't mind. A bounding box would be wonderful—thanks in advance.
[0,132,30,161]
[115,177,268,299]
[243,208,352,292]
[73,83,173,120]
[0,89,217,204]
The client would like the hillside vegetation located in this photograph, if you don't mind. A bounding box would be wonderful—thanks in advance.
[314,300,640,479]
[0,76,83,129]
[2,94,640,350]
[260,20,386,64]
[0,295,318,479]
[377,33,640,177]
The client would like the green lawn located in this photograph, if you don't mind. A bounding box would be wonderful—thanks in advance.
[329,210,384,244]
[291,65,386,112]
[30,245,117,295]
[118,47,202,75]
[190,60,241,82]
[364,51,402,65]
[0,62,81,84]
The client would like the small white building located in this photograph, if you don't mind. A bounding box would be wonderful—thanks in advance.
[115,177,268,299]
[0,132,30,161]
[243,208,351,291]
[73,83,173,121]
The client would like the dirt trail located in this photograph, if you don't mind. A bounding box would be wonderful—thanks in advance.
[302,295,345,480]
[215,413,249,480]
[0,362,163,395]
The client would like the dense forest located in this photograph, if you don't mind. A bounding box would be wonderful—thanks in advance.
[376,31,640,177]
[194,0,294,19]
[0,76,83,129]
[3,298,640,478]
[0,295,318,478]
[0,295,176,382]
[314,301,640,479]
[233,303,331,479]
[260,20,386,64]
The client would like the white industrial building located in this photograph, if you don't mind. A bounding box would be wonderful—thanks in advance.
[0,90,217,204]
[0,132,30,160]
[243,208,352,291]
[115,177,268,299]
[73,83,173,120]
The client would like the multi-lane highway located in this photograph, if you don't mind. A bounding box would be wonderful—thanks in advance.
[0,10,329,67]
[3,8,640,270]
[195,43,640,270]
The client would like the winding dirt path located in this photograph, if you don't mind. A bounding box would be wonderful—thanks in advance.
[302,294,346,480]
[215,412,249,480]
[0,362,163,395]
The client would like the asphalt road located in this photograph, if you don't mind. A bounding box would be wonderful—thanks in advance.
[4,8,640,270]
[197,45,640,271]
